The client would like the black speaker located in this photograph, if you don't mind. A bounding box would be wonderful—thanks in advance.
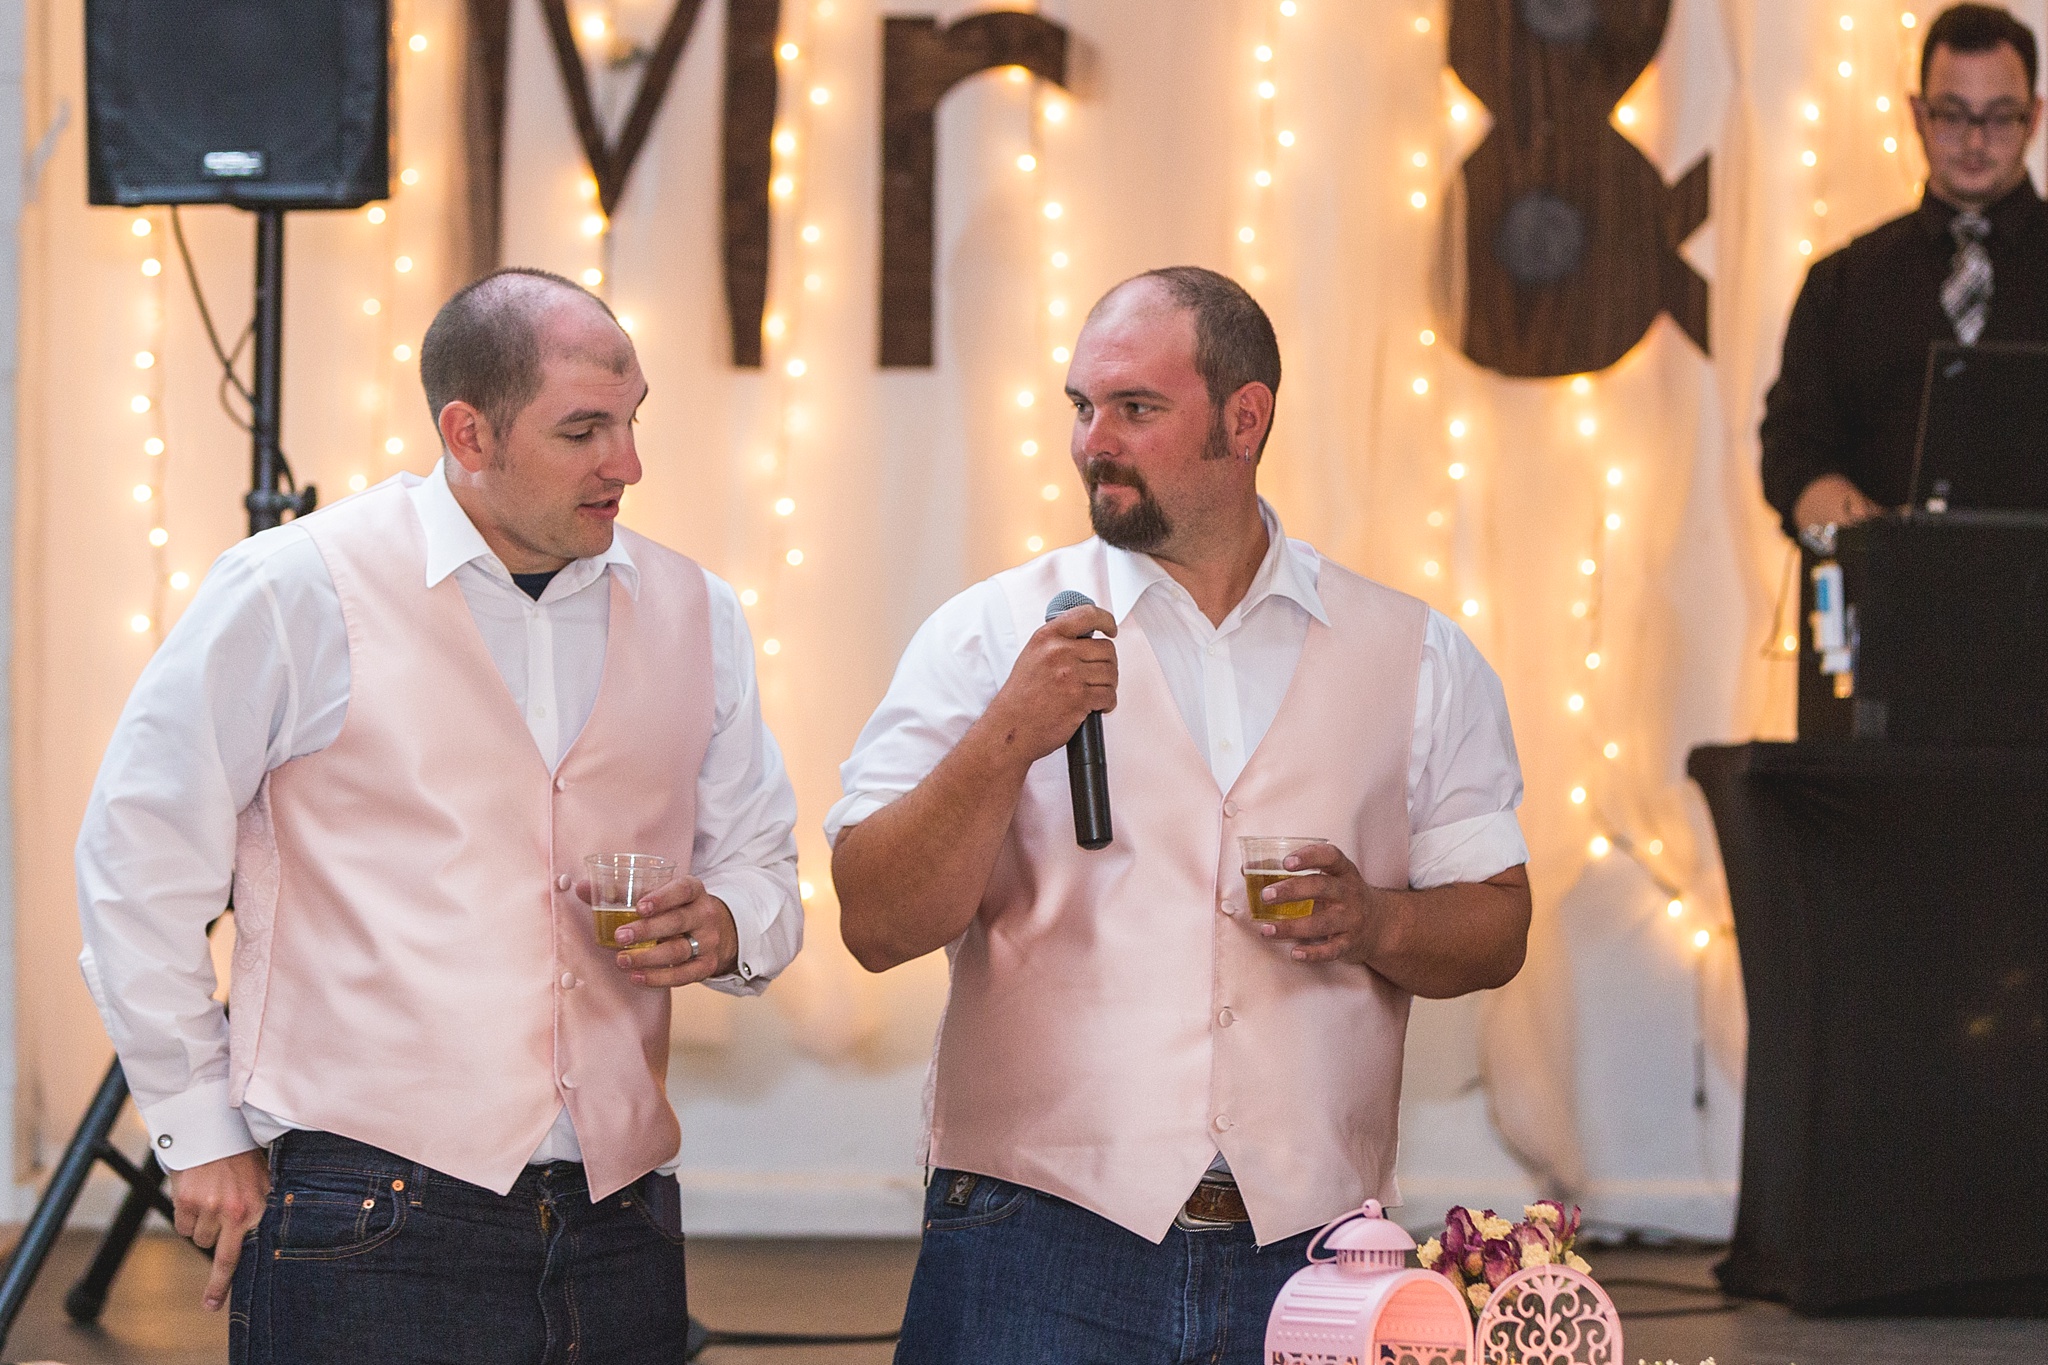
[86,0,390,209]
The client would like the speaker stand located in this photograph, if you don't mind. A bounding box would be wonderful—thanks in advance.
[243,207,316,534]
[0,1057,195,1352]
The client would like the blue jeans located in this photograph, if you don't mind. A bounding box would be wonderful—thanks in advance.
[894,1170,1315,1365]
[229,1130,690,1365]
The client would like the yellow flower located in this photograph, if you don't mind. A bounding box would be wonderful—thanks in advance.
[1521,1243,1556,1266]
[1465,1281,1492,1312]
[1524,1203,1561,1226]
[1565,1251,1592,1274]
[1417,1237,1443,1269]
[1477,1213,1514,1240]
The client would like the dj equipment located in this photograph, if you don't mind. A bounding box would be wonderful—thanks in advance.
[1799,514,2048,744]
[86,0,390,209]
[1797,339,2048,745]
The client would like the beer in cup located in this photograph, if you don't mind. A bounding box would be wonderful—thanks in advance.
[584,853,675,951]
[1239,836,1327,922]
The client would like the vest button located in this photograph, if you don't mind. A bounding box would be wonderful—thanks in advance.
[560,972,577,989]
[1222,801,1239,818]
[1217,1007,1235,1027]
[554,777,568,792]
[556,874,572,892]
[561,1074,576,1089]
[1212,1114,1232,1132]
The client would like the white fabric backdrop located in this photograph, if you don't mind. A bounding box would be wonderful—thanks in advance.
[17,0,2041,1232]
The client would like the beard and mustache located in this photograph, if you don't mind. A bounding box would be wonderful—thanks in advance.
[1083,406,1232,552]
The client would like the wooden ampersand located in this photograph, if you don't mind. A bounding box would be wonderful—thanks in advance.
[537,0,780,366]
[1449,0,1709,377]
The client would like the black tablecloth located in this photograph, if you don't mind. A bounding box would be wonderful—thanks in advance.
[1689,742,2048,1315]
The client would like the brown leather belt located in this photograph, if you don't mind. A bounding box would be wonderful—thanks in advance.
[1180,1179,1250,1224]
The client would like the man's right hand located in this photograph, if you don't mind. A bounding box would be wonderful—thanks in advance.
[980,604,1119,766]
[834,602,1117,973]
[170,1148,270,1312]
[1793,473,1882,535]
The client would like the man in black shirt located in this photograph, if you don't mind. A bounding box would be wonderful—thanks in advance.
[1761,3,2046,543]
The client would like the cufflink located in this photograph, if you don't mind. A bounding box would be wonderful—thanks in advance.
[156,1134,173,1149]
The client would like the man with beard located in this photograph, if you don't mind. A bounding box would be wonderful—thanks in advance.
[828,267,1531,1363]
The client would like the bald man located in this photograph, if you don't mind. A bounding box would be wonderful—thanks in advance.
[76,268,803,1363]
[831,267,1532,1363]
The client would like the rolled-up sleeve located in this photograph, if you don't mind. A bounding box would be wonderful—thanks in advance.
[1407,611,1529,889]
[692,573,803,994]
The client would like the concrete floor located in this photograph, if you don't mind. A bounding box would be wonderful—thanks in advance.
[0,1230,2041,1364]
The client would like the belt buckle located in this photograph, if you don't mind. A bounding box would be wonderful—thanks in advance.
[1174,1178,1245,1230]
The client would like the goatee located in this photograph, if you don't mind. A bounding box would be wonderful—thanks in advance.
[1084,459,1173,552]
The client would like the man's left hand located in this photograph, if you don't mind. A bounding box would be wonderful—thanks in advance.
[580,874,741,986]
[1252,842,1388,966]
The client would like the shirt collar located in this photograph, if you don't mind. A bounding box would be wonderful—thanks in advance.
[1102,498,1328,628]
[407,461,640,598]
[1917,176,2043,241]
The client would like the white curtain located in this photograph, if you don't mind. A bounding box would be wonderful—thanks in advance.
[19,0,2032,1232]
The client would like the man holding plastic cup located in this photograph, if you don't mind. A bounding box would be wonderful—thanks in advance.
[75,269,802,1362]
[831,268,1531,1363]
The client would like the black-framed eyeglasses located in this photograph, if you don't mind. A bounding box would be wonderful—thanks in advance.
[1918,98,2035,143]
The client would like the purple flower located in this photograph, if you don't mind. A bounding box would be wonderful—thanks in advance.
[1523,1199,1584,1247]
[1442,1206,1485,1277]
[1481,1236,1520,1289]
[1513,1221,1558,1263]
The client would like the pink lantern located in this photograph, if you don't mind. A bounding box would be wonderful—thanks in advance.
[1473,1262,1623,1365]
[1265,1199,1473,1365]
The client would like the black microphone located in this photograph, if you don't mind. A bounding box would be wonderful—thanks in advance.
[1046,591,1113,850]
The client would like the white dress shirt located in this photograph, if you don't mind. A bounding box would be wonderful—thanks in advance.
[828,503,1526,1178]
[827,502,1529,888]
[77,465,803,1171]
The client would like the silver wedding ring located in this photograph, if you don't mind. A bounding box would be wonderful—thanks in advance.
[685,933,701,961]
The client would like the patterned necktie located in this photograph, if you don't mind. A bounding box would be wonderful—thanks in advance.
[1942,210,1993,345]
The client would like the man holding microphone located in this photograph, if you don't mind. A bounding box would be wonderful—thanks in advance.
[830,266,1531,1362]
[76,268,801,1362]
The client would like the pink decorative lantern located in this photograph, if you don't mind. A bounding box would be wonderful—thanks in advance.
[1473,1263,1623,1365]
[1265,1200,1473,1365]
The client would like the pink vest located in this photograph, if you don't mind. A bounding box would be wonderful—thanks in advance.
[928,539,1427,1244]
[227,480,714,1200]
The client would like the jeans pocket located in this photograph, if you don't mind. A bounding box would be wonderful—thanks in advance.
[272,1168,408,1261]
[625,1172,688,1246]
[921,1170,1032,1232]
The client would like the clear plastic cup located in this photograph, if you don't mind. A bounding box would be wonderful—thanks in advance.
[584,853,675,950]
[1238,836,1328,922]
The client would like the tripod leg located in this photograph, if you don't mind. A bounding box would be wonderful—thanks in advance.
[0,1058,133,1349]
[63,1152,167,1324]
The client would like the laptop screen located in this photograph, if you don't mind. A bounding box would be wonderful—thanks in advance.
[1909,342,2048,512]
